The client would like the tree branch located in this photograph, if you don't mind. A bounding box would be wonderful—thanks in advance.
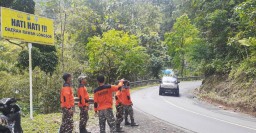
[6,39,25,49]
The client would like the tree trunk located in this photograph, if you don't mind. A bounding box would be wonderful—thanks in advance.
[60,1,67,73]
[181,52,185,78]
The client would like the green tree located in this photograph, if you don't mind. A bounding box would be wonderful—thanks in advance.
[86,30,149,82]
[140,33,170,78]
[172,0,249,76]
[165,14,200,77]
[17,45,58,75]
[233,0,256,54]
[0,0,35,14]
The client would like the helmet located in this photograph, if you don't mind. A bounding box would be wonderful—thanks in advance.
[78,74,87,83]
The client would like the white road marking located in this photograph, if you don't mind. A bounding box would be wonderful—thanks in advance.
[161,96,256,131]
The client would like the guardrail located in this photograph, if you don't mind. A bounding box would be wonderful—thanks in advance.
[129,79,159,88]
[129,76,202,88]
[178,76,202,81]
[74,97,94,105]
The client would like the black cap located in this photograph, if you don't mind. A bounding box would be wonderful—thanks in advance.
[97,75,105,83]
[63,73,71,82]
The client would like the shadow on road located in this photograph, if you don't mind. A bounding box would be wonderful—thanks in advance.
[160,93,180,97]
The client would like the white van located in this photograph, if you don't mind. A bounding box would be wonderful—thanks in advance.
[159,76,180,96]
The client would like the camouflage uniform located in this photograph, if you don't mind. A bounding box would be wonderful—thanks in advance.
[123,105,134,121]
[98,108,116,133]
[79,106,89,133]
[116,104,124,125]
[60,108,73,133]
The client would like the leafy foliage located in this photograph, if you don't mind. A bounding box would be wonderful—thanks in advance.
[17,46,58,75]
[140,33,170,78]
[0,0,35,14]
[165,14,200,77]
[86,30,149,82]
[233,0,256,55]
[173,0,253,77]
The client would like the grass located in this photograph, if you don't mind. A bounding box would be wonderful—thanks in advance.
[22,113,62,133]
[21,84,158,132]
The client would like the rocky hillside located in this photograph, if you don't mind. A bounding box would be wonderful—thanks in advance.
[197,58,256,116]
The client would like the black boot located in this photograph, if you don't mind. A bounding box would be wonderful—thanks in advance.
[85,129,91,133]
[125,117,131,125]
[79,128,85,133]
[79,128,91,133]
[115,124,124,132]
[131,119,139,126]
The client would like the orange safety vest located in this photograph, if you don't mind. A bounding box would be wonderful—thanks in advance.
[121,86,132,106]
[60,83,74,109]
[94,81,123,111]
[77,84,90,107]
[115,90,123,106]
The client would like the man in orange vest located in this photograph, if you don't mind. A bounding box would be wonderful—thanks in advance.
[115,85,124,132]
[122,81,139,126]
[94,75,124,133]
[77,74,91,133]
[60,73,74,133]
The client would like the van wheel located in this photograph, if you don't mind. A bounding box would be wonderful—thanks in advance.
[176,89,179,97]
[159,88,162,95]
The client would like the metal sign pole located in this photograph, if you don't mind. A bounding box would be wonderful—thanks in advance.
[28,43,33,119]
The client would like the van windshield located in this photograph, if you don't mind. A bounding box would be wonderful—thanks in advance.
[162,77,177,83]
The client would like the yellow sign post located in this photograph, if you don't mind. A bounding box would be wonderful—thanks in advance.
[0,7,54,119]
[0,7,54,45]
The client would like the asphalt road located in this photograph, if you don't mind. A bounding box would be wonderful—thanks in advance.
[132,81,256,133]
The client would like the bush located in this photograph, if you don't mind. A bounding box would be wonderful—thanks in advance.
[229,56,256,80]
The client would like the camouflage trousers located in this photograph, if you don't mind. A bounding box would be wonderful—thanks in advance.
[79,106,89,130]
[123,105,134,120]
[98,108,116,133]
[60,108,73,133]
[115,104,124,125]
